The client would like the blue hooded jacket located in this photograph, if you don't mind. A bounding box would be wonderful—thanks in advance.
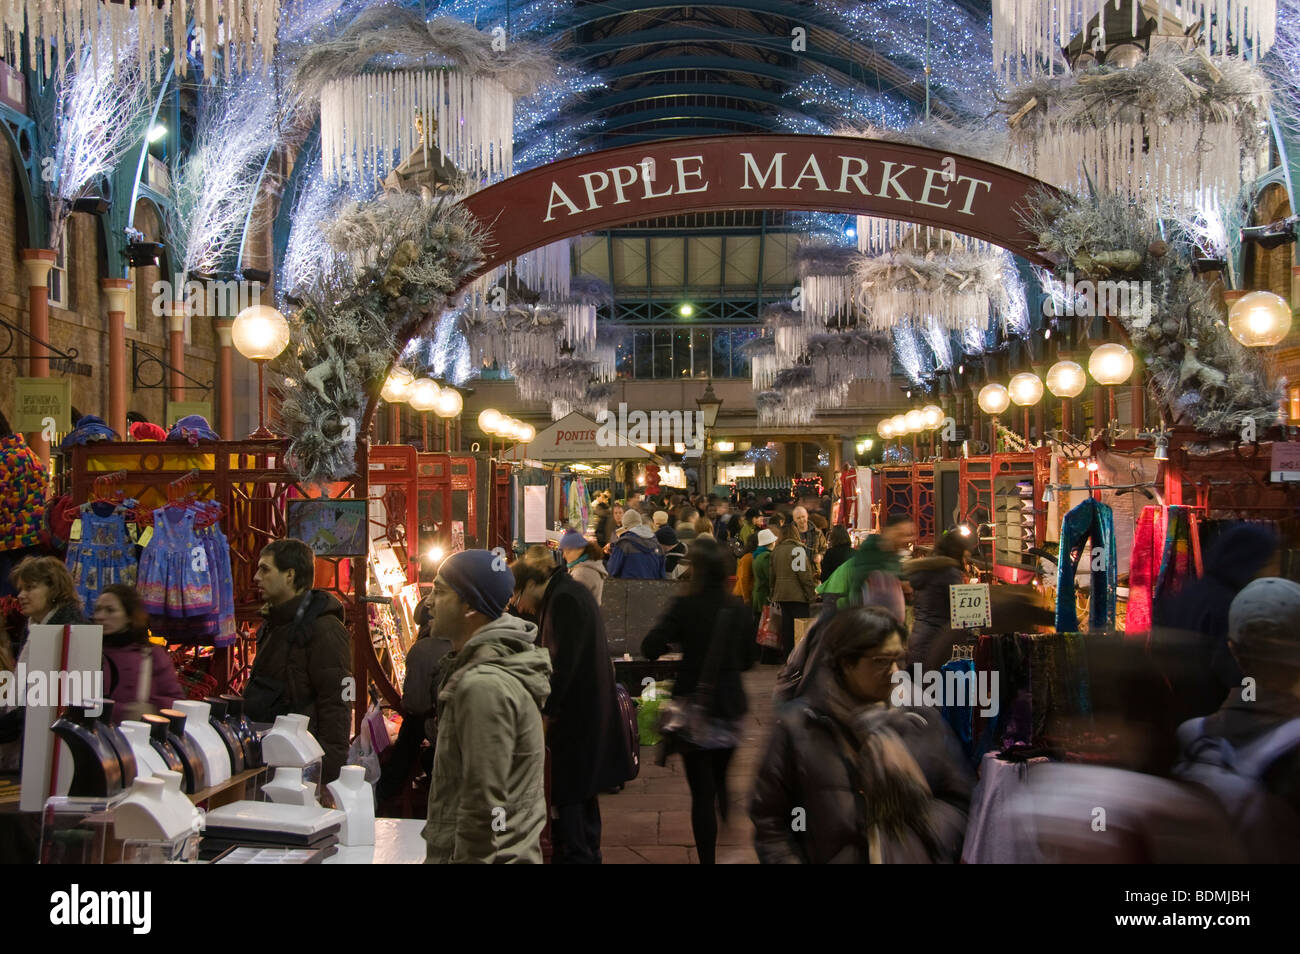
[608,526,666,579]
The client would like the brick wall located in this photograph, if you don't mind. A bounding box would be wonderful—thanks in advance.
[0,132,218,431]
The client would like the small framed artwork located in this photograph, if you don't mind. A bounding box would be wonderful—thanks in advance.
[287,500,370,556]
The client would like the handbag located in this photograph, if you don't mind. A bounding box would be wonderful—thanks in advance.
[658,606,741,750]
[756,601,783,649]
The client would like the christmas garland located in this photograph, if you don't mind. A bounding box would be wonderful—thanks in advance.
[1021,189,1280,437]
[273,193,487,484]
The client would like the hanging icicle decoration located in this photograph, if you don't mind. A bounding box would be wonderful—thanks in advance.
[2,0,280,82]
[515,240,573,301]
[744,336,782,390]
[796,243,862,327]
[856,247,1007,332]
[321,69,515,185]
[892,323,928,386]
[755,390,816,428]
[1001,255,1032,337]
[993,0,1277,82]
[804,330,892,388]
[923,320,954,372]
[1003,50,1269,212]
[511,359,598,404]
[559,303,597,354]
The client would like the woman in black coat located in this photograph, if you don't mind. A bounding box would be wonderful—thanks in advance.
[901,530,973,670]
[820,525,854,582]
[642,538,756,864]
[513,562,633,864]
[750,607,972,864]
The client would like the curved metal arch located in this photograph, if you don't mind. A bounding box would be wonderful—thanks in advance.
[0,115,41,248]
[549,0,991,32]
[570,26,888,86]
[596,55,917,102]
[270,124,322,289]
[594,105,783,133]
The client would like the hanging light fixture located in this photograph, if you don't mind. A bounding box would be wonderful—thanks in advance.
[977,383,1011,416]
[1046,359,1087,398]
[1227,290,1292,347]
[1088,342,1135,386]
[921,404,945,429]
[904,409,926,433]
[1008,371,1045,406]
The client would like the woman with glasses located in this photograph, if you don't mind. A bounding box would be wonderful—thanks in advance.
[750,606,973,864]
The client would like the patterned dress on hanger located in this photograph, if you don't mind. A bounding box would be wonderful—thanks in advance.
[137,506,215,619]
[66,507,138,614]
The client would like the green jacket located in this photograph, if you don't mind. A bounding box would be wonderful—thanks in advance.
[423,614,553,864]
[817,534,903,609]
[752,545,773,612]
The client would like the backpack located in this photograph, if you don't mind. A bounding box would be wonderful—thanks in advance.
[1173,716,1300,863]
[614,682,640,782]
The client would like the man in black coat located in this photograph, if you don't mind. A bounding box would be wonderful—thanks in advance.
[512,562,633,863]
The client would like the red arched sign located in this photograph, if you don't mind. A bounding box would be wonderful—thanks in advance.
[456,134,1058,276]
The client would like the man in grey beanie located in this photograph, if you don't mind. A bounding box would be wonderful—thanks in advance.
[1174,577,1300,861]
[423,550,554,863]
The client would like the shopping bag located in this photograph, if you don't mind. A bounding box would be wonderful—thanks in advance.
[757,602,783,649]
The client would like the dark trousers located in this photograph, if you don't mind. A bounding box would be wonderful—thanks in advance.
[552,797,603,864]
[778,601,809,657]
[681,746,735,865]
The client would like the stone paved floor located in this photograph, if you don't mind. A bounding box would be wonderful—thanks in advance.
[600,665,780,864]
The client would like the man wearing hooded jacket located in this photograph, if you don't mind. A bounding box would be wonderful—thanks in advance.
[423,550,553,864]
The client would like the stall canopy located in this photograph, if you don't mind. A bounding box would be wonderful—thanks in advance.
[500,412,656,462]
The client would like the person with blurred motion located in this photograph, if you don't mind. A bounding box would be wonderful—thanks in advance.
[733,534,759,606]
[751,527,777,625]
[903,530,976,670]
[377,592,453,806]
[424,551,551,863]
[656,522,688,578]
[750,607,972,863]
[818,513,916,620]
[820,525,854,582]
[791,506,827,571]
[1174,577,1300,862]
[642,539,755,864]
[512,557,632,863]
[608,509,666,579]
[560,530,608,605]
[593,502,615,548]
[1152,522,1279,725]
[95,584,184,721]
[771,521,817,658]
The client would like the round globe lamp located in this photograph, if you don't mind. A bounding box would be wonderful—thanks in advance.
[477,408,504,435]
[878,419,895,440]
[977,383,1011,416]
[1088,343,1135,386]
[1045,359,1087,398]
[921,405,944,429]
[1008,372,1044,407]
[433,387,463,419]
[407,378,440,413]
[380,368,415,404]
[231,304,290,438]
[904,409,925,433]
[1228,290,1292,347]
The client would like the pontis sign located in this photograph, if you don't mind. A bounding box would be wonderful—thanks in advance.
[458,135,1056,280]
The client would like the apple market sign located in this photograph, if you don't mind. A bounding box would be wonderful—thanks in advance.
[457,134,1058,281]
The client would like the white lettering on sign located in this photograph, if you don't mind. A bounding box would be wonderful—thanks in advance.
[542,150,997,223]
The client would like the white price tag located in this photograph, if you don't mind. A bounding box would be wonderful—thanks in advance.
[949,583,992,629]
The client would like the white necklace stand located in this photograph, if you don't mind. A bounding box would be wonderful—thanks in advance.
[171,700,232,787]
[119,720,171,778]
[326,765,375,846]
[263,766,319,807]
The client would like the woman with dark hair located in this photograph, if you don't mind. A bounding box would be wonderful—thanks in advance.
[642,538,756,864]
[750,606,973,864]
[820,525,854,582]
[771,521,817,658]
[902,529,975,670]
[95,584,184,721]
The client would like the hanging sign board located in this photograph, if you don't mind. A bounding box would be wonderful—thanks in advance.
[14,377,71,434]
[166,400,213,429]
[1270,442,1300,482]
[949,583,992,629]
[500,412,656,462]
